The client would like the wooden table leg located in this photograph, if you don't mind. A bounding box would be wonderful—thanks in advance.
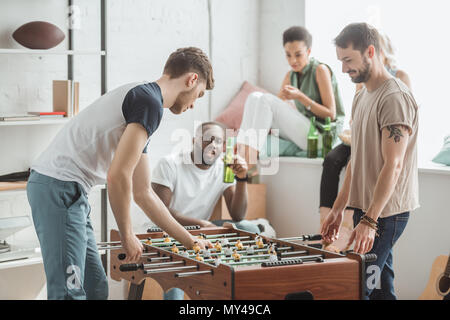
[128,280,146,300]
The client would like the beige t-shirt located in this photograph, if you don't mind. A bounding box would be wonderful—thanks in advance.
[349,78,419,218]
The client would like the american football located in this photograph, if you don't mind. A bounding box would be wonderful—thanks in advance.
[12,21,65,50]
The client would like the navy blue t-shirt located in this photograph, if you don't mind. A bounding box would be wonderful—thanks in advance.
[122,82,164,153]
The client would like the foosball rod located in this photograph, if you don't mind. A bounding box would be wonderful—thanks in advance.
[97,233,244,248]
[192,252,314,264]
[278,234,323,242]
[227,254,324,266]
[181,246,297,259]
[175,270,213,277]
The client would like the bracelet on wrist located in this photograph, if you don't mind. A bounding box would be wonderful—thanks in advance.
[359,216,380,237]
[235,174,248,182]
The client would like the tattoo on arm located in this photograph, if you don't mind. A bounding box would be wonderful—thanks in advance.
[387,125,404,143]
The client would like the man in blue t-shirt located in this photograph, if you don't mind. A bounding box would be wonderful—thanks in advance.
[26,47,214,300]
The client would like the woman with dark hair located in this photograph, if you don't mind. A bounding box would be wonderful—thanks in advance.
[237,26,345,165]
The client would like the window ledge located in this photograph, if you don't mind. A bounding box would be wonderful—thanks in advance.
[259,157,450,176]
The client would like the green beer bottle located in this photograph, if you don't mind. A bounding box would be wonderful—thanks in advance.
[307,116,318,158]
[322,117,333,158]
[223,137,235,183]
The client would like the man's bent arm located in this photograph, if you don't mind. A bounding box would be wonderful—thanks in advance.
[107,123,148,241]
[365,125,410,221]
[132,156,199,248]
[223,182,248,222]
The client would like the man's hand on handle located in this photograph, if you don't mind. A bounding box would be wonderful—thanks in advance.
[121,233,144,263]
[320,208,344,244]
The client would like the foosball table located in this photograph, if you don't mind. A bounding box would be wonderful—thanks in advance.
[104,224,376,300]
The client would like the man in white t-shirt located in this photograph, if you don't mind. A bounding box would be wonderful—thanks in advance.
[152,121,260,299]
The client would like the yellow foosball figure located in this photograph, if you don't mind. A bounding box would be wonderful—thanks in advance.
[235,239,244,251]
[145,238,152,245]
[214,240,222,252]
[232,249,241,262]
[195,252,204,262]
[267,242,273,254]
[171,243,179,254]
[193,241,201,254]
[255,235,264,249]
[163,232,171,243]
[197,233,206,240]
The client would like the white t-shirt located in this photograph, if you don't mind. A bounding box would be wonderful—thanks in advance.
[152,152,235,220]
[32,82,163,194]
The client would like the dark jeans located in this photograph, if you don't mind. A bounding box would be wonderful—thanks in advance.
[320,143,351,208]
[353,209,409,300]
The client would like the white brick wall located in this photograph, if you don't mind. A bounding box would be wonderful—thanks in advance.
[0,0,306,299]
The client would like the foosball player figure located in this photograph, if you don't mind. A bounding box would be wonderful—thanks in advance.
[232,249,241,262]
[171,243,179,254]
[214,240,222,253]
[267,242,273,254]
[213,255,222,267]
[246,245,255,255]
[195,252,204,262]
[268,247,278,263]
[203,248,211,259]
[235,239,244,250]
[224,244,232,257]
[255,235,264,249]
[145,238,152,245]
[180,248,189,257]
[163,232,171,243]
[220,237,229,246]
[197,233,206,240]
[193,241,201,254]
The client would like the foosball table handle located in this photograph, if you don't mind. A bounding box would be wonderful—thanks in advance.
[119,263,143,272]
[363,253,377,263]
[146,225,201,233]
[303,234,323,241]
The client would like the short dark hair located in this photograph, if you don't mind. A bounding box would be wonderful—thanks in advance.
[163,47,214,90]
[283,26,312,48]
[334,23,380,54]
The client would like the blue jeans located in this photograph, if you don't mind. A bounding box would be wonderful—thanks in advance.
[27,171,108,300]
[353,209,409,300]
[163,219,260,300]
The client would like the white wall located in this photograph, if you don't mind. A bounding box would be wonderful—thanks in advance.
[259,0,306,94]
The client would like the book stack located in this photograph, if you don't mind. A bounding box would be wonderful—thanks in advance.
[52,80,80,117]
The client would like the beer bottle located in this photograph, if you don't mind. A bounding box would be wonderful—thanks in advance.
[322,117,333,158]
[307,116,318,158]
[223,137,235,183]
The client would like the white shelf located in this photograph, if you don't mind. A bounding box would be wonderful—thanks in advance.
[0,118,70,126]
[0,255,43,270]
[0,48,105,55]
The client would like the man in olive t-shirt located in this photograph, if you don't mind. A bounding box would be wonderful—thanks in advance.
[321,23,419,300]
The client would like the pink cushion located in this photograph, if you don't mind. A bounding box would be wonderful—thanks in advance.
[215,81,268,130]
